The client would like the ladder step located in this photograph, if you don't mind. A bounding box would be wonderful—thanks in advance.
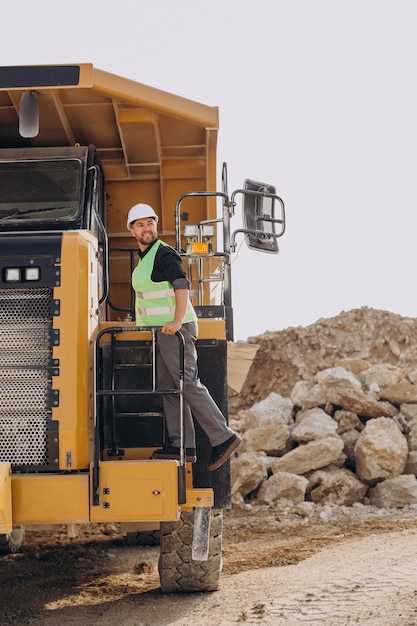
[97,388,180,396]
[113,412,164,419]
[114,363,152,369]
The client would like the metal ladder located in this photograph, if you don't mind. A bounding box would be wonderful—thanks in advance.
[92,326,186,506]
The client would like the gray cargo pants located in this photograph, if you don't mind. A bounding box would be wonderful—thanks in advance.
[155,321,233,448]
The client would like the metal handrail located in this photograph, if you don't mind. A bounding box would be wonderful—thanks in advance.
[92,325,185,506]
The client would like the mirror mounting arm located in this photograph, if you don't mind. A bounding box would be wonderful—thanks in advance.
[230,228,279,253]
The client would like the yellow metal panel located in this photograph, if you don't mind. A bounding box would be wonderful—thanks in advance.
[102,447,156,461]
[0,463,12,534]
[52,231,99,470]
[182,488,214,512]
[92,67,219,129]
[117,107,155,124]
[11,474,89,525]
[162,157,206,180]
[90,461,180,523]
[99,320,225,342]
[105,179,161,232]
[61,63,95,88]
[197,319,226,340]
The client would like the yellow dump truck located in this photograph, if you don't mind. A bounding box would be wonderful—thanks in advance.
[0,64,285,591]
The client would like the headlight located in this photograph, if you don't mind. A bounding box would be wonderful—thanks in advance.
[25,267,40,281]
[5,268,21,282]
[184,224,198,238]
[201,224,215,238]
[4,266,41,283]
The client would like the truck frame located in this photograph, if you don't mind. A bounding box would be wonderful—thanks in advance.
[0,64,285,592]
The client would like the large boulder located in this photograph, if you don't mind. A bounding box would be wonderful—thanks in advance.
[354,417,408,484]
[307,466,367,506]
[290,381,328,410]
[292,408,338,443]
[360,364,404,392]
[379,382,417,405]
[230,452,268,498]
[241,423,291,456]
[368,474,417,507]
[256,472,308,506]
[326,387,397,418]
[316,367,362,391]
[270,436,344,476]
[333,409,364,435]
[244,392,293,429]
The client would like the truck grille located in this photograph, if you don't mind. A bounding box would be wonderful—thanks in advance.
[0,288,53,467]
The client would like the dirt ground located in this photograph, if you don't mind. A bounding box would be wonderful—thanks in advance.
[2,506,417,626]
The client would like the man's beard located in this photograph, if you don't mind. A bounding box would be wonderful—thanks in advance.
[138,232,157,245]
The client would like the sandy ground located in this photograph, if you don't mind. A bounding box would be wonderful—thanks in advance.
[2,506,417,625]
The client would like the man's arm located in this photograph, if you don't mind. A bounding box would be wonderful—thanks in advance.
[161,288,189,335]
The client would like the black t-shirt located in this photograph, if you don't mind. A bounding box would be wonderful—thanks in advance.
[139,239,190,290]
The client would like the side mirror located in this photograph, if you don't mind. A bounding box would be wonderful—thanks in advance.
[241,179,285,253]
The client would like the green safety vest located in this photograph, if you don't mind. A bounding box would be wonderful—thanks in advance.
[132,240,196,327]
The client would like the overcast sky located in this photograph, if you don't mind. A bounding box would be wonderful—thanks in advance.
[2,1,417,340]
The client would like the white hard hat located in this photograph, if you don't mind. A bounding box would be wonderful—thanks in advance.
[127,203,159,229]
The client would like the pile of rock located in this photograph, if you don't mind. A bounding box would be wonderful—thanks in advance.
[230,361,417,510]
[232,307,417,411]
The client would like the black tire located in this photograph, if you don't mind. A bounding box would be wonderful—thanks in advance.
[125,529,160,546]
[159,509,223,593]
[0,527,25,554]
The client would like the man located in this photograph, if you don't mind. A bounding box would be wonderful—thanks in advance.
[127,203,241,471]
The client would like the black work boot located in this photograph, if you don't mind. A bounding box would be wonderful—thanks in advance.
[207,434,241,471]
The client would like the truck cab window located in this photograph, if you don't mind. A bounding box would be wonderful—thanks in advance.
[0,159,82,224]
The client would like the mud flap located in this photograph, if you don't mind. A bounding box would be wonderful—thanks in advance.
[192,506,211,561]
